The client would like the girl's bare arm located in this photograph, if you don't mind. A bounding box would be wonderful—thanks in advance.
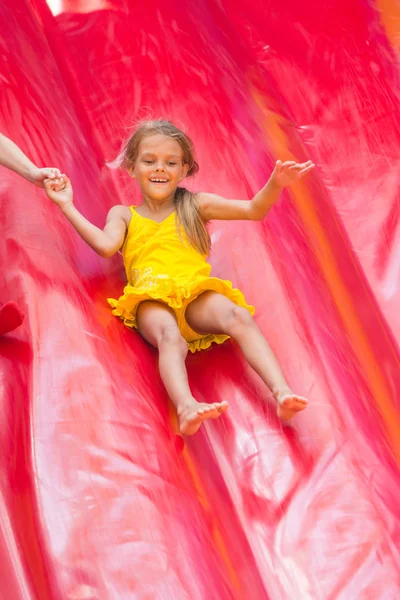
[44,175,128,257]
[197,160,314,221]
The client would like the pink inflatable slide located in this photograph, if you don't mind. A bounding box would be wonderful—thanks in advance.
[1,1,400,597]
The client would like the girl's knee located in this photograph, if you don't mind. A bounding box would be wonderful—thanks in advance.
[225,305,253,335]
[158,325,188,354]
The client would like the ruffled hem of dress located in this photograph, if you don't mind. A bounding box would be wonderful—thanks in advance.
[107,277,254,353]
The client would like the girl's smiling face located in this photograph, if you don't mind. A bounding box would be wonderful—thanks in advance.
[132,134,189,203]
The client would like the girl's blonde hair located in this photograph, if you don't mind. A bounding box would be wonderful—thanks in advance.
[117,119,211,255]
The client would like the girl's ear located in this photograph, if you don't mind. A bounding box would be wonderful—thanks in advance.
[180,163,190,181]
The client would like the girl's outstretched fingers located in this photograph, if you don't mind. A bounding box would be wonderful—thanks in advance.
[178,400,228,436]
[272,159,315,187]
[298,161,315,177]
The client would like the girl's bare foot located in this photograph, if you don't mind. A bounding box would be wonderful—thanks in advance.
[273,389,308,421]
[178,401,228,435]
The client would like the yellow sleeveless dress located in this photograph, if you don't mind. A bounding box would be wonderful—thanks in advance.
[108,206,254,353]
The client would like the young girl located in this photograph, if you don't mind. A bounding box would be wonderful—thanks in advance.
[44,120,314,435]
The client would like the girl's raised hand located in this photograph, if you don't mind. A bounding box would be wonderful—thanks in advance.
[271,160,315,188]
[43,174,73,210]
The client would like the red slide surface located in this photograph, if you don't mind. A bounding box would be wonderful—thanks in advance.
[1,1,400,598]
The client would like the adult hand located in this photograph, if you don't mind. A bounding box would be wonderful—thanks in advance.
[28,166,62,188]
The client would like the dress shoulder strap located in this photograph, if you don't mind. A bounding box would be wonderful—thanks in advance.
[121,206,138,252]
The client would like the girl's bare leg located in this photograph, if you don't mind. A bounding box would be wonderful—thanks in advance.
[185,292,307,420]
[136,300,227,435]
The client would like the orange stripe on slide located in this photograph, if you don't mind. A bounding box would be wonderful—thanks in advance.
[182,445,241,593]
[375,0,400,50]
[168,405,241,593]
[252,91,400,463]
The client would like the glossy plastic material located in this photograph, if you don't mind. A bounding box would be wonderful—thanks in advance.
[1,1,400,598]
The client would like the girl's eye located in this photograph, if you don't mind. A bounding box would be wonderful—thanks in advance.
[142,160,178,166]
